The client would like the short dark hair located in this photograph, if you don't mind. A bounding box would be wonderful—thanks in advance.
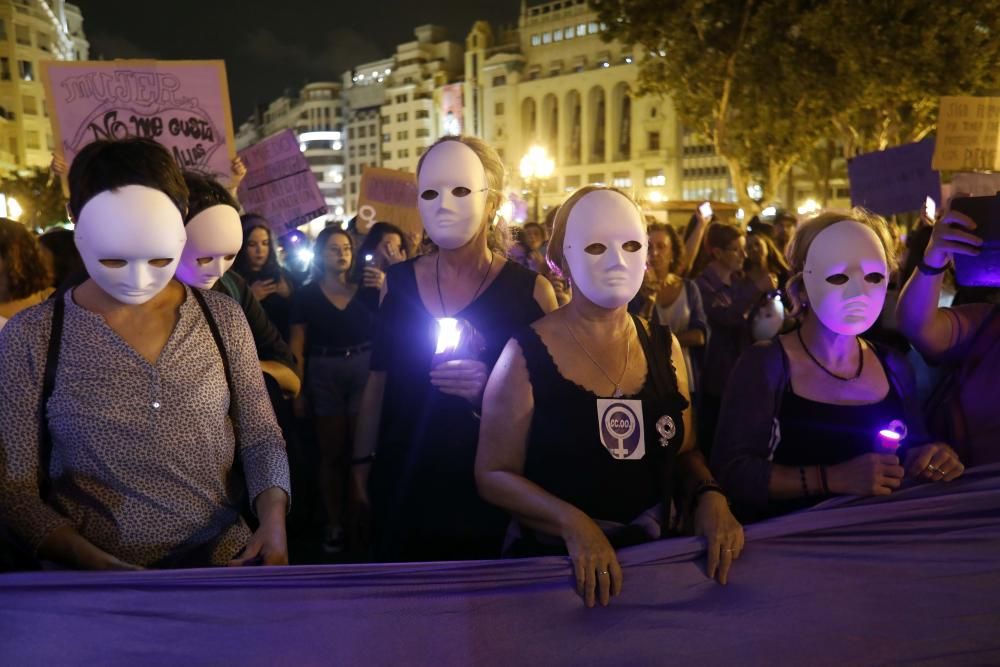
[183,170,238,223]
[351,221,409,283]
[0,217,51,299]
[68,138,188,219]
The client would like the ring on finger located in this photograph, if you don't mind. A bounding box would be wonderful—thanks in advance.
[597,570,609,576]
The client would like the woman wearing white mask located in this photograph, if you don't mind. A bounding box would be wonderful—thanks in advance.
[0,139,290,569]
[352,136,558,562]
[476,186,743,608]
[711,210,963,522]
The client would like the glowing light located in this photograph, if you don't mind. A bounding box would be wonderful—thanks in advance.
[340,220,350,230]
[519,145,555,180]
[299,143,307,153]
[435,317,461,355]
[648,191,664,204]
[499,199,514,222]
[747,183,764,201]
[878,429,902,441]
[761,206,777,218]
[625,56,633,64]
[299,131,341,143]
[797,198,821,216]
[296,249,314,265]
[358,73,365,80]
[602,62,610,68]
[736,207,745,220]
[384,68,391,74]
[1,195,23,221]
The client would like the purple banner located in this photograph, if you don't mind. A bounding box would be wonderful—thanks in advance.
[848,139,941,216]
[237,130,327,235]
[2,465,999,665]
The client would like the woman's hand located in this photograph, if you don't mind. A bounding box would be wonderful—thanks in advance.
[229,518,288,566]
[429,359,489,406]
[903,442,965,482]
[250,279,278,302]
[693,492,744,585]
[562,511,622,608]
[230,156,248,192]
[363,266,386,290]
[828,453,904,496]
[924,209,982,270]
[380,242,405,267]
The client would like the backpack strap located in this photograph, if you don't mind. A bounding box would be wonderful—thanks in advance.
[38,290,67,499]
[190,288,240,448]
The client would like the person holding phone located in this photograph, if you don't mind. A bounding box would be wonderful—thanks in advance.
[713,209,962,522]
[233,215,296,340]
[350,222,410,295]
[896,199,999,467]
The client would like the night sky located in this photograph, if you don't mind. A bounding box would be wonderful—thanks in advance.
[74,0,518,122]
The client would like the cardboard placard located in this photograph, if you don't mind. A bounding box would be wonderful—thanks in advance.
[41,59,236,184]
[951,172,1000,197]
[237,130,327,235]
[356,167,421,236]
[932,96,1000,172]
[848,139,940,216]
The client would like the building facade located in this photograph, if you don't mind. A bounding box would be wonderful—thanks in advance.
[234,81,346,220]
[0,0,88,174]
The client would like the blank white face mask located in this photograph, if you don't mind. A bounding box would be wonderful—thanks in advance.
[175,205,243,289]
[417,141,490,250]
[802,220,888,336]
[563,190,647,309]
[74,186,186,305]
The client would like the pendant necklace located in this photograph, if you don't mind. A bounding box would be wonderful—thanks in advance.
[436,250,494,316]
[565,317,631,398]
[796,327,864,381]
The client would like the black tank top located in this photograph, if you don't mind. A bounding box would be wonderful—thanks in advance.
[512,316,689,552]
[369,257,546,561]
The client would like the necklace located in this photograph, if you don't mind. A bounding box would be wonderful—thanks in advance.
[436,250,495,317]
[565,317,632,398]
[796,327,864,381]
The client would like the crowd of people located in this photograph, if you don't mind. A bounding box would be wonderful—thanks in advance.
[0,134,995,608]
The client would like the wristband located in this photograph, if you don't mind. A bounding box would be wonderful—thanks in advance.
[693,480,728,507]
[917,257,948,276]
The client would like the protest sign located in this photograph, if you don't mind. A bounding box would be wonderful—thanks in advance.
[932,96,1000,172]
[951,172,1000,197]
[848,138,940,216]
[356,167,421,235]
[237,130,327,235]
[42,60,236,183]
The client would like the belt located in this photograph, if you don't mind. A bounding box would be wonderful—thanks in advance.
[310,342,371,358]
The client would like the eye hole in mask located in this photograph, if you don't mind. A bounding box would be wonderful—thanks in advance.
[420,186,482,200]
[584,243,607,255]
[99,258,174,268]
[149,258,173,268]
[622,240,643,252]
[196,255,236,266]
[825,274,849,286]
[864,272,886,284]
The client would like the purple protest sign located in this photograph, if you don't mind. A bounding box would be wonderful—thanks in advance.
[237,130,328,235]
[848,138,941,216]
[41,60,236,184]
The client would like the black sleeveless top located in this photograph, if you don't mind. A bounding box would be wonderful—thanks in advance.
[369,257,545,561]
[511,315,689,554]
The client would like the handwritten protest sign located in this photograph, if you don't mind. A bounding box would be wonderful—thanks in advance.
[237,130,327,235]
[932,96,1000,172]
[848,139,940,216]
[951,172,1000,197]
[356,167,421,235]
[42,60,235,183]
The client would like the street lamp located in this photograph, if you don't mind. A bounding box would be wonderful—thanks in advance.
[519,145,554,222]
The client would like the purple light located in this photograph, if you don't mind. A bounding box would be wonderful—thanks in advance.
[879,429,902,441]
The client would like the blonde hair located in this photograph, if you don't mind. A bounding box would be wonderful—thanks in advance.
[784,208,898,317]
[546,185,643,280]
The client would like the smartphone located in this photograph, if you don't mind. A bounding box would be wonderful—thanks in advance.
[699,202,713,219]
[364,253,375,267]
[924,196,936,221]
[949,194,1000,287]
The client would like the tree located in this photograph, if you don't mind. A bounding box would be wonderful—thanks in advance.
[0,168,68,230]
[593,0,1000,211]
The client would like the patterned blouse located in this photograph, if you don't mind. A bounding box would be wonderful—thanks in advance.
[0,286,291,567]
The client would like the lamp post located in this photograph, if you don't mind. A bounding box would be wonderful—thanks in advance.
[519,145,554,222]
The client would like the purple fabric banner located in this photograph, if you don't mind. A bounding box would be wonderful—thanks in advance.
[2,465,1000,666]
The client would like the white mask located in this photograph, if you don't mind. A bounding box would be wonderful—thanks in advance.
[74,186,186,305]
[417,141,490,250]
[751,294,785,341]
[563,190,646,309]
[802,220,888,336]
[175,205,243,289]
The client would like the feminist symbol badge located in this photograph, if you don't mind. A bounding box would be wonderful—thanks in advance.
[596,399,645,460]
[655,415,677,448]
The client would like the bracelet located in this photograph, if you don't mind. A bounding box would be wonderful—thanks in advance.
[819,465,830,495]
[693,480,728,507]
[799,466,810,497]
[917,257,949,276]
[351,454,375,466]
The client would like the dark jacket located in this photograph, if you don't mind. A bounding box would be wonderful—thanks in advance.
[710,338,930,516]
[214,271,296,371]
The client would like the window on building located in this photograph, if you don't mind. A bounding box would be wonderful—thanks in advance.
[416,128,429,138]
[381,133,390,142]
[645,169,665,187]
[397,130,407,140]
[495,102,504,116]
[369,143,376,154]
[26,130,40,149]
[381,151,391,161]
[15,24,30,46]
[398,149,409,159]
[417,146,427,156]
[368,124,376,135]
[350,182,357,194]
[381,115,390,124]
[587,173,605,185]
[647,131,661,151]
[531,34,541,47]
[588,22,599,34]
[564,27,574,40]
[542,32,552,44]
[349,164,356,176]
[37,33,50,52]
[18,60,33,81]
[612,172,632,188]
[0,19,6,40]
[492,75,506,86]
[348,128,355,139]
[395,94,407,104]
[336,107,344,117]
[553,29,563,42]
[360,145,367,156]
[22,95,36,115]
[564,174,581,191]
[349,146,356,157]
[576,23,586,36]
[397,112,408,122]
[358,126,366,138]
[415,109,430,119]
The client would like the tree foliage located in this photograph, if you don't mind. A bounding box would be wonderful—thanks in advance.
[593,0,1000,211]
[0,168,68,230]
